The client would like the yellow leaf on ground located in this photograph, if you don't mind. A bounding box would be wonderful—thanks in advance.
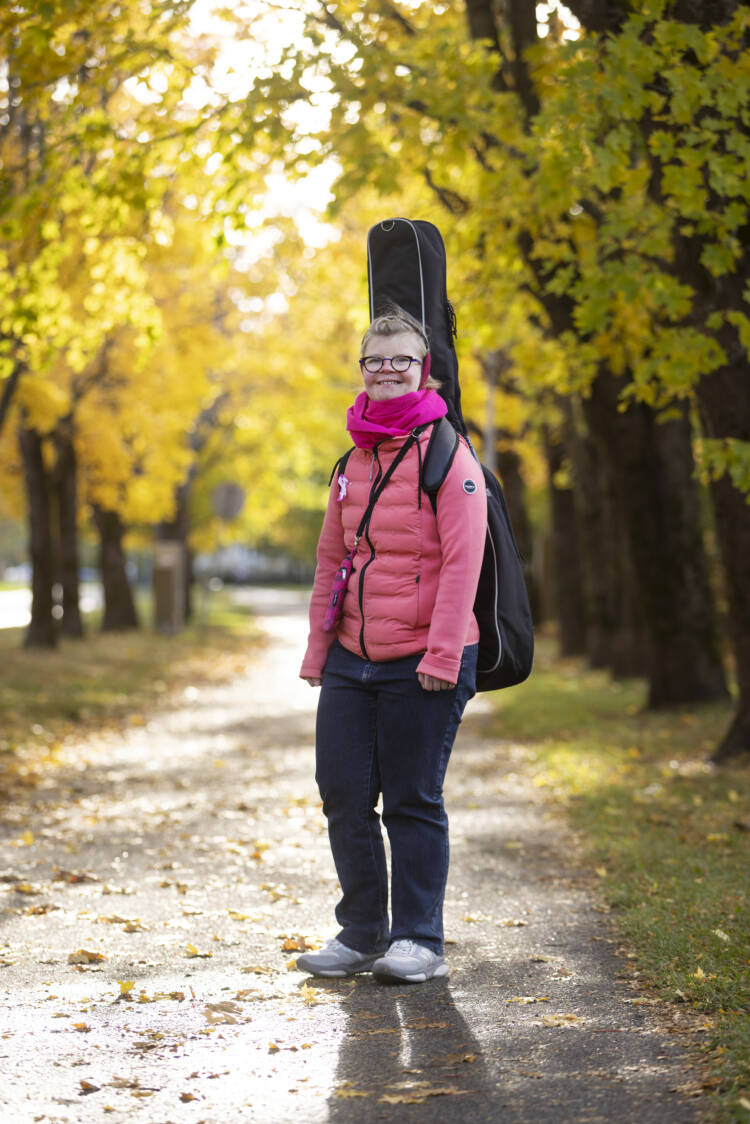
[505,996,550,1005]
[117,980,135,996]
[542,1013,583,1027]
[68,950,106,964]
[379,1084,469,1104]
[185,944,212,959]
[281,936,311,952]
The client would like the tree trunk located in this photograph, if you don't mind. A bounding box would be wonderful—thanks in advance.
[697,360,750,761]
[583,368,728,707]
[53,420,83,639]
[158,479,193,624]
[0,358,25,438]
[93,506,139,631]
[608,500,644,680]
[569,414,643,675]
[544,426,587,656]
[18,424,57,648]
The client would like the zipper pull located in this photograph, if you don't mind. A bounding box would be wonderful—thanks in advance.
[369,452,375,481]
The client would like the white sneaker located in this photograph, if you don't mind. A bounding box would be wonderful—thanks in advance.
[296,938,381,978]
[372,940,449,984]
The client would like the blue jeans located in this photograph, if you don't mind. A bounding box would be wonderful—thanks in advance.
[315,641,478,955]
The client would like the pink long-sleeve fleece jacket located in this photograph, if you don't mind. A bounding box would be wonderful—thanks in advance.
[300,429,487,684]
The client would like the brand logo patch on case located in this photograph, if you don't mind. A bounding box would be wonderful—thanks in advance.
[463,478,478,494]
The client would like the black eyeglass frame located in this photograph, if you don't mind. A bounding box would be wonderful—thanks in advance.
[359,355,423,374]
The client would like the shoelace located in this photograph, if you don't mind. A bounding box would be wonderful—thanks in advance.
[388,940,422,956]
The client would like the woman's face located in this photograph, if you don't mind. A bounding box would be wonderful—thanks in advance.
[360,330,425,401]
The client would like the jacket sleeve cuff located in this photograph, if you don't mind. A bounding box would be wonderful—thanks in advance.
[416,651,461,683]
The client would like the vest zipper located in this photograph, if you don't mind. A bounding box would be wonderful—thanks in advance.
[358,446,383,659]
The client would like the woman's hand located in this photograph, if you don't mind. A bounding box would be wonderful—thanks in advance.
[302,676,322,687]
[417,672,455,691]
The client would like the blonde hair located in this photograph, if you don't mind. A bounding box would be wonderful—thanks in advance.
[361,303,441,388]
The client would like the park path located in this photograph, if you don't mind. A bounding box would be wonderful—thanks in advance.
[0,588,710,1123]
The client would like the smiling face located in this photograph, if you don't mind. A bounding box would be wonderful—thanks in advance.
[360,330,426,401]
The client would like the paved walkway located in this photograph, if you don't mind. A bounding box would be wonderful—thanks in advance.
[0,589,709,1122]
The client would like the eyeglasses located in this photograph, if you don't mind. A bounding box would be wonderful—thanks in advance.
[359,355,422,374]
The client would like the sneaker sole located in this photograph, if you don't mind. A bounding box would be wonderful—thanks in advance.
[373,962,449,984]
[296,958,379,978]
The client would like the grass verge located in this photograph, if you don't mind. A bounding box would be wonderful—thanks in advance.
[0,588,264,791]
[488,633,750,1123]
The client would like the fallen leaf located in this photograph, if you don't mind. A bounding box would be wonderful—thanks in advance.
[334,1088,369,1098]
[203,1001,242,1024]
[379,1084,469,1104]
[185,943,212,959]
[505,996,550,1005]
[68,950,106,965]
[712,929,730,943]
[79,1080,100,1094]
[53,868,96,883]
[299,984,322,1005]
[73,1022,92,1032]
[179,1092,197,1102]
[542,1013,583,1027]
[281,936,311,952]
[117,980,135,997]
[268,1042,280,1053]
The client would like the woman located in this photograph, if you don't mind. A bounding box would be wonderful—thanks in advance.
[298,305,486,984]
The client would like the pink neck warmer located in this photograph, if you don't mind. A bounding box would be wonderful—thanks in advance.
[346,389,448,449]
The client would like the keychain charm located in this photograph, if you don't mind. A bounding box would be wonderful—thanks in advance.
[337,473,349,501]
